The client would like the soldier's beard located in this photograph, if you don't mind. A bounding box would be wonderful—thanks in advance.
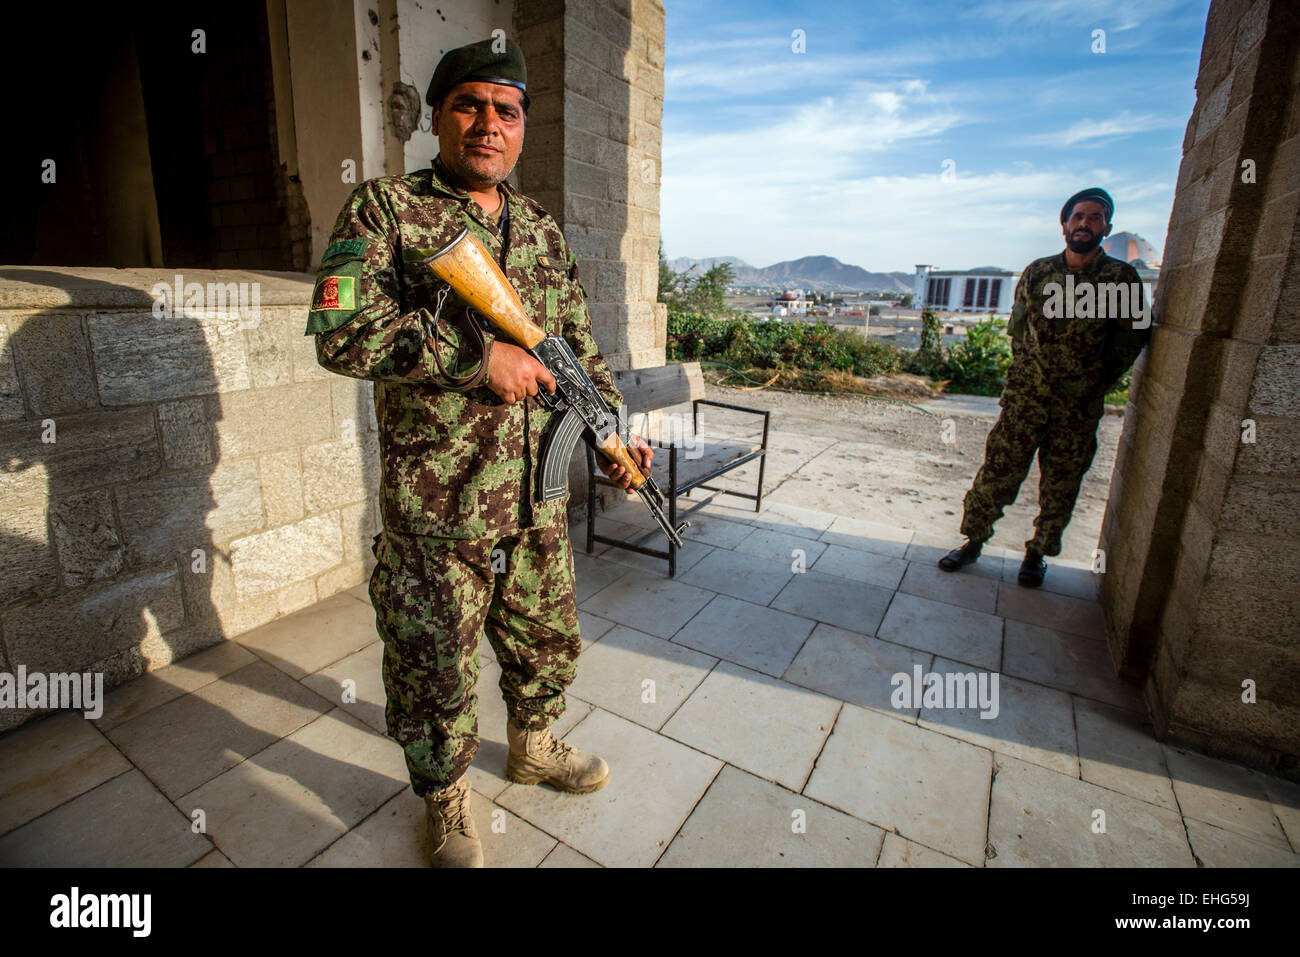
[1066,229,1103,254]
[446,145,516,191]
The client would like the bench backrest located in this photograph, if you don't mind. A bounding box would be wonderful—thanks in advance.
[612,361,705,414]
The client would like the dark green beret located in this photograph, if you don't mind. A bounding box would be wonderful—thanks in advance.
[1061,187,1114,224]
[426,37,527,108]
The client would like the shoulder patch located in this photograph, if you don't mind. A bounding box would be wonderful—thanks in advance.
[320,238,371,266]
[310,275,356,312]
[536,255,565,270]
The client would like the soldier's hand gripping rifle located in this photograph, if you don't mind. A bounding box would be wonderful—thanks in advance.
[416,228,687,548]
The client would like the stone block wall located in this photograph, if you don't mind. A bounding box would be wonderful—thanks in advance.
[513,0,667,512]
[1099,0,1300,777]
[515,0,667,373]
[0,268,379,731]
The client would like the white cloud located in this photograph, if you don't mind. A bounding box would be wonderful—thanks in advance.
[664,82,962,188]
[663,156,1171,272]
[959,0,1188,31]
[665,31,1012,101]
[657,7,1189,272]
[1020,110,1181,147]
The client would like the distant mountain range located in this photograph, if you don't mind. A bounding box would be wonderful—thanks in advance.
[668,255,913,293]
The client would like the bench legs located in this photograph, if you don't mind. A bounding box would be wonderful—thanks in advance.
[668,445,678,577]
[585,440,769,578]
[585,443,596,554]
[755,408,770,511]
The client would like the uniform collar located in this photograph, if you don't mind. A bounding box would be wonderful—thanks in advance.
[429,155,534,229]
[1054,246,1111,275]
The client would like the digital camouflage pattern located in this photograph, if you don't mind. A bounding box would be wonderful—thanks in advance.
[961,249,1151,555]
[308,156,617,794]
[308,155,622,539]
[370,524,580,795]
[1006,249,1148,396]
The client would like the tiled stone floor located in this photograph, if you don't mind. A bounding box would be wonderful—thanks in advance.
[2,492,1297,868]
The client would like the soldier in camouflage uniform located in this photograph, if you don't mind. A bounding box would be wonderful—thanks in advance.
[305,38,652,867]
[938,188,1150,586]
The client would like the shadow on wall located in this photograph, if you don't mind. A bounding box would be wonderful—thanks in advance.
[0,270,223,724]
[0,270,381,714]
[0,270,395,865]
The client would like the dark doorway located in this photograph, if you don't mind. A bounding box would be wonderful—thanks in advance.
[6,3,308,270]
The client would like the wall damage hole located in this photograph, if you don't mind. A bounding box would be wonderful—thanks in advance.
[388,81,422,143]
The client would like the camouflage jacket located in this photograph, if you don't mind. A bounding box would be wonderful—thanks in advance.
[306,156,622,539]
[1007,249,1150,396]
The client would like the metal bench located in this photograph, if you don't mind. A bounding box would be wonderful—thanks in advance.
[585,361,770,576]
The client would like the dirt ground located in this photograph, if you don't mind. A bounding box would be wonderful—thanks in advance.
[687,382,1126,567]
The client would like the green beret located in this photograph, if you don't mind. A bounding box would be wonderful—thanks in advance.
[1061,187,1114,224]
[426,37,527,108]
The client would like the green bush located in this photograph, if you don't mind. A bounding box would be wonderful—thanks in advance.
[666,310,907,377]
[906,308,948,377]
[945,315,1012,395]
[667,307,1131,403]
[665,311,736,361]
[1105,370,1132,406]
[853,339,905,377]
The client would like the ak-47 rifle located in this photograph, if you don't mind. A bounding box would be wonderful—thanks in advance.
[414,227,687,548]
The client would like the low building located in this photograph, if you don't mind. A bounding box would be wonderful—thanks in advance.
[914,265,1017,314]
[770,290,812,316]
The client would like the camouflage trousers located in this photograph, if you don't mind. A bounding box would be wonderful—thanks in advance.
[368,520,582,796]
[960,361,1106,557]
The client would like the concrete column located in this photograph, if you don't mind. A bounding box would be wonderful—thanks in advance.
[354,0,387,183]
[514,0,667,372]
[283,0,404,263]
[1099,0,1300,778]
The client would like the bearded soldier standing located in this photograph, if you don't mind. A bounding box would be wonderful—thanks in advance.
[938,187,1150,586]
[305,38,652,867]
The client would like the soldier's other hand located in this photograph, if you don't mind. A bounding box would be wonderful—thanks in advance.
[599,433,654,491]
[487,341,557,403]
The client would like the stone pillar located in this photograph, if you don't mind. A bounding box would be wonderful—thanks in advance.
[514,0,667,372]
[283,0,372,264]
[1099,0,1300,778]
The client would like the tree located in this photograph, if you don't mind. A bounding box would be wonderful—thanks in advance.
[658,238,684,308]
[686,261,734,317]
[913,307,945,374]
[658,242,737,319]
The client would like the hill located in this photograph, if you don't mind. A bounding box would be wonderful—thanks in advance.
[669,254,912,293]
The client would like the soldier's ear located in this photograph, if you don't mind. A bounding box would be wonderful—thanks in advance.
[1103,222,1113,237]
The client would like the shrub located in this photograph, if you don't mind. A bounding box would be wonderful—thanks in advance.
[1105,370,1132,406]
[666,311,736,361]
[944,315,1012,395]
[667,310,909,378]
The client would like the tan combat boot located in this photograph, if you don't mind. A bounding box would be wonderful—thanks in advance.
[506,720,610,793]
[423,776,483,868]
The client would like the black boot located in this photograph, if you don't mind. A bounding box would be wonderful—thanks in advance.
[937,539,983,572]
[1018,548,1047,587]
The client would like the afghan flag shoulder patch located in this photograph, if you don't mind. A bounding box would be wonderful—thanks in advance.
[310,275,356,312]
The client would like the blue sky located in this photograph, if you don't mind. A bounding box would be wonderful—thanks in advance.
[660,0,1212,273]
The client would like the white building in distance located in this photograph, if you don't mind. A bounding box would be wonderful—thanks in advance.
[770,290,812,316]
[914,265,1017,314]
[915,235,1161,317]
